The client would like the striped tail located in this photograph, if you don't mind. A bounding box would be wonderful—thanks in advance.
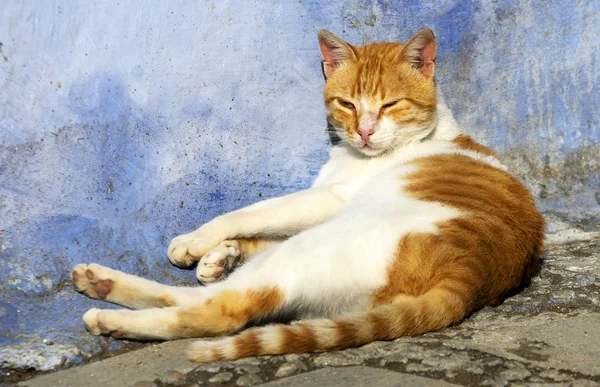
[187,286,469,362]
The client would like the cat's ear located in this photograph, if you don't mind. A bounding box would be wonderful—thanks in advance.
[318,30,356,79]
[399,28,436,78]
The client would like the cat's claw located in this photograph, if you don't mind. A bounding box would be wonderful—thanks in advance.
[196,241,241,283]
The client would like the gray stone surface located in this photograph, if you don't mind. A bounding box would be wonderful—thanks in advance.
[16,229,600,386]
[259,367,457,387]
[208,372,234,383]
[237,374,264,386]
[274,360,307,378]
[18,339,199,387]
[460,313,600,376]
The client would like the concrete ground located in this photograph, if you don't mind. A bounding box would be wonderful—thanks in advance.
[12,226,600,387]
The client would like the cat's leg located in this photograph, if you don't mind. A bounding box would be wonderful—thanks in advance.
[196,238,284,283]
[80,216,374,340]
[168,185,349,268]
[81,206,403,342]
[80,284,284,340]
[72,263,201,309]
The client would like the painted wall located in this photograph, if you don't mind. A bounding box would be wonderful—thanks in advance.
[1,0,598,371]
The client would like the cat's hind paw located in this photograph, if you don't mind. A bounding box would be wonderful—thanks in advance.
[82,308,126,338]
[196,241,240,283]
[72,263,115,300]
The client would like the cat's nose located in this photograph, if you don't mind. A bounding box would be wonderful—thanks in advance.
[357,127,375,143]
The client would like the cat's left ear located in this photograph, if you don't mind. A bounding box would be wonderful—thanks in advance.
[399,28,436,78]
[318,30,357,79]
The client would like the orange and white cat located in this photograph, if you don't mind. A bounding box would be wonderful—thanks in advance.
[72,28,544,362]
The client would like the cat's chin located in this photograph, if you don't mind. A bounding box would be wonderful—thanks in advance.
[356,144,387,157]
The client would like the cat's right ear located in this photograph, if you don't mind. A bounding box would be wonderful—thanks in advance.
[318,30,356,79]
[399,28,436,78]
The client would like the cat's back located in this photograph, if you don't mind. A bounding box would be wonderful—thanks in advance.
[394,134,544,247]
[401,134,542,224]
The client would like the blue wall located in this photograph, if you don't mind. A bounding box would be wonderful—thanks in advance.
[1,0,598,371]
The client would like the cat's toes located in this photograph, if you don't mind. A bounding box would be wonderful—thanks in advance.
[196,242,240,283]
[168,235,198,268]
[168,233,215,268]
[72,263,114,300]
[82,308,103,335]
[82,308,126,338]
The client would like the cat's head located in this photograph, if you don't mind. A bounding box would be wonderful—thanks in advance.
[319,29,437,156]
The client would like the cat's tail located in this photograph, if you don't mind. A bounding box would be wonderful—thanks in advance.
[187,285,469,362]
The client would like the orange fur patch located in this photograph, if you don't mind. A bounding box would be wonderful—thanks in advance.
[373,151,544,313]
[173,287,284,337]
[232,329,263,358]
[236,238,284,263]
[155,294,177,307]
[452,134,496,157]
[283,325,320,352]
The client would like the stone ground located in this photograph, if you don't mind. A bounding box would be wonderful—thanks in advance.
[6,225,600,387]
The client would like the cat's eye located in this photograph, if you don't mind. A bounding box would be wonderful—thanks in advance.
[381,100,400,109]
[338,99,355,110]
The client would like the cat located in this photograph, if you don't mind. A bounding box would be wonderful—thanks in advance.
[72,28,544,363]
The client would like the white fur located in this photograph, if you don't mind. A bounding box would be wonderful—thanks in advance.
[196,240,241,283]
[72,263,201,308]
[83,307,183,340]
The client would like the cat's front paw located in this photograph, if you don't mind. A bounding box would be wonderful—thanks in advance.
[196,241,241,283]
[168,230,222,268]
[168,233,200,268]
